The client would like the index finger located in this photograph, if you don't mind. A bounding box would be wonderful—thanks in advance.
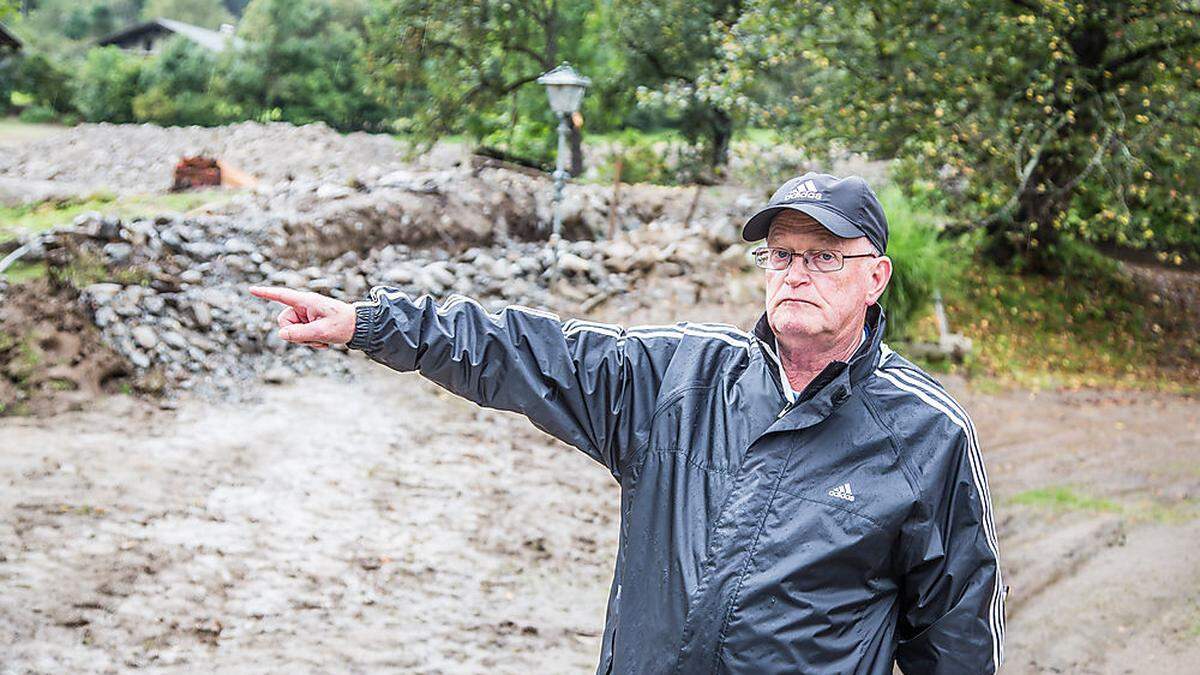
[249,285,314,308]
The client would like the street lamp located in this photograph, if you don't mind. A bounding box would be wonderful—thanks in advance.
[536,62,591,240]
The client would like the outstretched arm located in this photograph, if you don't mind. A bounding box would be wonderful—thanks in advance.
[249,285,682,479]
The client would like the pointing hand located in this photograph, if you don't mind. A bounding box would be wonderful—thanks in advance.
[248,285,357,349]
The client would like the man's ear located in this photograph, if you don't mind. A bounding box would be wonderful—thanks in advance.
[866,256,893,305]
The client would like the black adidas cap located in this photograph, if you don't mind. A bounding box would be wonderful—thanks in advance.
[741,172,889,254]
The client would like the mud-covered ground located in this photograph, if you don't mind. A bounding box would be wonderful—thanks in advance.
[2,350,1198,674]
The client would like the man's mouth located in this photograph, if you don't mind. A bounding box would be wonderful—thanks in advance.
[779,299,817,307]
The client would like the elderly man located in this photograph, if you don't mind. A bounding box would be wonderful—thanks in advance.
[249,172,1006,674]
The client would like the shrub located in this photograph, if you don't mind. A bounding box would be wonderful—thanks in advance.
[74,47,143,123]
[131,38,234,126]
[17,104,58,124]
[877,185,964,341]
[0,56,15,112]
[593,130,693,186]
[12,52,75,114]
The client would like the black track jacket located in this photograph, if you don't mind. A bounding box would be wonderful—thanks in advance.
[347,287,1007,674]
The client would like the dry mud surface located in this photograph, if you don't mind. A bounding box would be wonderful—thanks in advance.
[2,355,1198,674]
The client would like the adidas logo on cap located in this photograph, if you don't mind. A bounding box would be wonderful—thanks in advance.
[783,180,824,202]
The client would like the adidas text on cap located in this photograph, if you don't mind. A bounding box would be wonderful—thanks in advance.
[741,172,889,255]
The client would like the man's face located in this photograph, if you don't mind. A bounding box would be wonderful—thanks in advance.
[763,211,892,341]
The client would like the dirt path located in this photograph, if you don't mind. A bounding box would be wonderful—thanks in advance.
[969,386,1200,673]
[1,362,619,673]
[1,357,1198,673]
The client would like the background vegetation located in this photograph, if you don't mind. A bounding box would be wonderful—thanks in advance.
[4,0,1195,268]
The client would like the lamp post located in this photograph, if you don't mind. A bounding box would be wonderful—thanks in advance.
[536,62,591,243]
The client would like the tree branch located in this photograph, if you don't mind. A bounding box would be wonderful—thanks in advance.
[1050,124,1116,197]
[1105,34,1200,73]
[508,43,550,68]
[978,116,1070,227]
[496,73,543,97]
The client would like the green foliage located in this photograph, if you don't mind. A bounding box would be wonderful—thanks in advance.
[224,0,386,131]
[613,0,749,170]
[11,52,76,114]
[588,130,719,186]
[0,59,15,112]
[363,0,627,165]
[12,1,144,56]
[592,131,681,185]
[132,38,230,126]
[74,46,144,122]
[876,186,963,340]
[700,0,1200,267]
[17,104,58,123]
[475,105,557,167]
[9,0,384,131]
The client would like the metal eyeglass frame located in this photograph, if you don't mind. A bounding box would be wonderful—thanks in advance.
[751,247,879,273]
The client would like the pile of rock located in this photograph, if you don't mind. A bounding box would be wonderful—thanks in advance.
[2,166,753,399]
[0,121,431,201]
[215,164,761,262]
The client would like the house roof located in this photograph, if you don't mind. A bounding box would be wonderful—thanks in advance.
[98,17,244,52]
[0,23,21,52]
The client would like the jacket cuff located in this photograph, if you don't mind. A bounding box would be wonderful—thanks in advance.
[346,303,378,352]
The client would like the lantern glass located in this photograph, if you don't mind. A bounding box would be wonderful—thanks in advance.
[546,84,586,115]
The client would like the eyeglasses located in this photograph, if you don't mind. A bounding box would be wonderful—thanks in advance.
[751,247,879,273]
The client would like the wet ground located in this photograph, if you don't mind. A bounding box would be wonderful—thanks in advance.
[1,356,1198,673]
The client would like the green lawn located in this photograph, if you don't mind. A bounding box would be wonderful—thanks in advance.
[0,190,239,245]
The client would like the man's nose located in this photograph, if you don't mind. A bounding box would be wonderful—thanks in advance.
[783,256,812,285]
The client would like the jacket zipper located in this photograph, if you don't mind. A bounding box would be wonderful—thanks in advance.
[758,337,794,420]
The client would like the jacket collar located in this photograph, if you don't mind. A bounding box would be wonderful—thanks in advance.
[751,303,887,428]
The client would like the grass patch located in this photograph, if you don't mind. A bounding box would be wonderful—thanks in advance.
[0,260,48,283]
[877,185,962,340]
[1009,486,1122,513]
[1009,487,1199,523]
[940,252,1194,392]
[0,190,237,244]
[51,250,151,289]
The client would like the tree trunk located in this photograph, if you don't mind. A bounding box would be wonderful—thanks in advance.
[708,109,732,168]
[984,156,1071,272]
[567,114,584,176]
